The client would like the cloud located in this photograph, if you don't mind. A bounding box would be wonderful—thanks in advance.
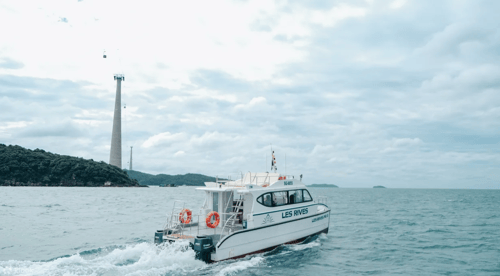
[0,0,499,188]
[142,132,186,148]
[389,0,407,10]
[310,4,367,27]
[0,58,24,69]
[17,121,84,138]
[174,150,185,157]
[392,138,422,147]
[234,96,269,110]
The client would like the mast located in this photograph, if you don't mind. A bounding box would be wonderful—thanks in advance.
[271,148,277,173]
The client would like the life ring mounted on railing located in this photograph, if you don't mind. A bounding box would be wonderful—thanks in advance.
[179,208,192,224]
[206,211,220,228]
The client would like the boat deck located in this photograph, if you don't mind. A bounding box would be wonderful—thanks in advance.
[163,222,244,243]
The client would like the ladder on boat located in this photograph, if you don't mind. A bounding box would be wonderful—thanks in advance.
[222,197,244,233]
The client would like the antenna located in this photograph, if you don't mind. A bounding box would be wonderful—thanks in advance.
[271,145,277,173]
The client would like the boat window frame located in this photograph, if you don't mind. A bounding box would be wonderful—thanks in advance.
[288,189,303,204]
[259,192,273,207]
[303,189,313,202]
[272,191,288,207]
[256,195,264,205]
[256,189,313,207]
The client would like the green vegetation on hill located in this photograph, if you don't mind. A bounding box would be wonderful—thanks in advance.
[309,184,339,188]
[125,169,216,186]
[0,144,141,187]
[373,185,386,188]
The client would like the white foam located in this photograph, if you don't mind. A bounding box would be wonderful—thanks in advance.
[287,239,322,251]
[216,257,264,276]
[318,233,328,240]
[0,242,206,276]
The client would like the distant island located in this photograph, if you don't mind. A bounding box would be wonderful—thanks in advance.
[308,184,339,188]
[0,144,142,187]
[125,170,217,187]
[373,185,386,188]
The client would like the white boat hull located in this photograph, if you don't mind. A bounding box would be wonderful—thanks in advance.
[212,209,330,261]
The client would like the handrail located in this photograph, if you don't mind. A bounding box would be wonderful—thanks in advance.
[163,209,244,240]
[315,196,328,205]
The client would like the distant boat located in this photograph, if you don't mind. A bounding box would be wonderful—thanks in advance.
[159,184,176,187]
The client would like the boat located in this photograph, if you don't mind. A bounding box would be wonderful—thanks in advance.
[159,184,176,187]
[153,153,331,262]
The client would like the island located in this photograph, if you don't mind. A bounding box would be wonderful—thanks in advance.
[125,169,217,187]
[373,185,386,188]
[308,184,339,188]
[0,144,143,187]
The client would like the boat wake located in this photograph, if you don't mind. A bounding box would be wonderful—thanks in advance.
[0,241,205,276]
[0,235,325,276]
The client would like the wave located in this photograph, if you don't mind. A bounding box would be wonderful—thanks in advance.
[40,204,62,208]
[214,257,264,276]
[0,236,323,276]
[0,241,206,276]
[424,228,451,233]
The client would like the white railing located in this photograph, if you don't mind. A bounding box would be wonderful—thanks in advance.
[213,172,301,188]
[315,196,328,205]
[163,211,243,240]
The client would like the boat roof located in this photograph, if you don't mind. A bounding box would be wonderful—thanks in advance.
[197,172,306,193]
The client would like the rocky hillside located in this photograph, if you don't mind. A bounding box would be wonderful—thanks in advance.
[0,144,141,187]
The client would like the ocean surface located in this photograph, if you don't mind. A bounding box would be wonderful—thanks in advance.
[0,187,499,276]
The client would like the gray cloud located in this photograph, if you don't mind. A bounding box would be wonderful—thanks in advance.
[1,1,499,188]
[0,58,24,69]
[16,121,84,138]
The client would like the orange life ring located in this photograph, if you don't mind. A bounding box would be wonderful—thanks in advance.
[179,208,192,224]
[206,211,220,228]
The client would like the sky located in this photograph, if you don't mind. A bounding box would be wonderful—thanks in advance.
[0,0,499,189]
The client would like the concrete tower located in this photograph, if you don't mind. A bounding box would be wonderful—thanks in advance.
[109,74,124,168]
[129,146,133,170]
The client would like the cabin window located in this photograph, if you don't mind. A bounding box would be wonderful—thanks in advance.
[213,192,219,212]
[290,190,303,204]
[257,190,310,207]
[256,193,273,207]
[257,193,272,207]
[257,196,263,205]
[272,191,288,206]
[303,189,312,202]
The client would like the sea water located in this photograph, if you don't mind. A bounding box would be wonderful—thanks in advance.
[0,187,499,275]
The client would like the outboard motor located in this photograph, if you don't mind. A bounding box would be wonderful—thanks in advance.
[155,229,174,244]
[154,230,164,244]
[193,236,214,263]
